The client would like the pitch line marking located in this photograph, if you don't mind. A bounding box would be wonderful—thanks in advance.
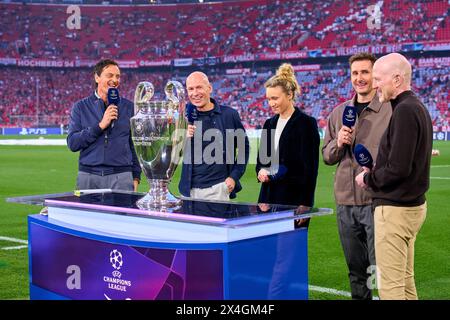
[430,177,450,180]
[0,236,28,250]
[2,245,28,250]
[308,285,379,300]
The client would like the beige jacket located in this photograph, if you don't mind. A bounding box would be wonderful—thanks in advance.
[322,94,392,205]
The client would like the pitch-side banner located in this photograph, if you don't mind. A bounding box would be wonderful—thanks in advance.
[433,131,450,141]
[2,127,62,135]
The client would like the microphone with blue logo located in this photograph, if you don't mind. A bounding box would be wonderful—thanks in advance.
[107,87,120,129]
[186,104,198,125]
[353,144,373,169]
[342,105,357,128]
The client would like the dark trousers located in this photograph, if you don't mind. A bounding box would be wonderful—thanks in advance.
[76,171,134,191]
[337,205,375,300]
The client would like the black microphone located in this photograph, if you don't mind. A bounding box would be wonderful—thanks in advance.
[354,144,373,169]
[186,103,198,124]
[342,105,356,128]
[107,87,120,128]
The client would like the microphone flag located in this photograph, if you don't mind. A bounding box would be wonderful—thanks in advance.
[107,87,120,128]
[107,87,120,106]
[186,104,198,124]
[354,144,373,169]
[342,105,356,127]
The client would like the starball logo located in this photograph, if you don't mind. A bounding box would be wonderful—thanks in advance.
[358,153,370,165]
[103,249,132,293]
[344,109,355,122]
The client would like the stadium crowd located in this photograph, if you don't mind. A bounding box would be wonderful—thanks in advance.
[1,63,448,129]
[0,0,448,60]
[0,0,449,129]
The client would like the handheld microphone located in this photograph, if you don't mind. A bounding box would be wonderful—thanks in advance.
[354,144,373,169]
[342,105,357,128]
[107,87,120,128]
[186,104,198,124]
[268,164,288,181]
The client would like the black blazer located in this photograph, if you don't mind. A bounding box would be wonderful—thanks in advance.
[256,108,320,207]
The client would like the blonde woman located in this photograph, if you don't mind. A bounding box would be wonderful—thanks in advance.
[256,63,319,209]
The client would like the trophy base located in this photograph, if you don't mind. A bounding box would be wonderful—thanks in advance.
[136,179,181,211]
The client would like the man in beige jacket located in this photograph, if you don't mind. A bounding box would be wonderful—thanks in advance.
[322,53,392,300]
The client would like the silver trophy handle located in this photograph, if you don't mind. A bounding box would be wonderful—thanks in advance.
[165,80,185,106]
[134,81,155,115]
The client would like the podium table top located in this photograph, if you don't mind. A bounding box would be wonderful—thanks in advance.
[8,190,333,228]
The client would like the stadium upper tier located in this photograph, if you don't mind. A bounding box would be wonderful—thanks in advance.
[1,0,449,61]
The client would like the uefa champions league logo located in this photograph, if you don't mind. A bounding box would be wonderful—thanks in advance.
[104,249,132,295]
[358,153,369,165]
[110,249,123,270]
[345,109,355,122]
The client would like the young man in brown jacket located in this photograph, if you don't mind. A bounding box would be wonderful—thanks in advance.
[322,53,392,300]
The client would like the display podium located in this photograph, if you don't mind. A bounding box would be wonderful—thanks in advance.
[9,191,332,300]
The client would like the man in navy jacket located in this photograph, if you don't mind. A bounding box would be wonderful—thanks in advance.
[67,59,141,191]
[178,72,249,201]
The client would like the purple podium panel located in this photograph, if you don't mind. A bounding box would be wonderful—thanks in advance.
[29,218,224,300]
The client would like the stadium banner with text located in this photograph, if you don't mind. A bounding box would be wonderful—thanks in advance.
[173,58,193,67]
[283,51,308,59]
[192,56,220,66]
[226,68,251,75]
[117,60,139,69]
[423,41,450,51]
[433,131,450,141]
[2,127,62,135]
[3,42,450,69]
[217,41,449,62]
[223,54,256,63]
[17,59,76,68]
[139,60,172,67]
[293,64,321,71]
[0,58,17,66]
[416,57,450,68]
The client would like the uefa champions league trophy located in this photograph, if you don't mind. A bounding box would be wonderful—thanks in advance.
[130,80,187,210]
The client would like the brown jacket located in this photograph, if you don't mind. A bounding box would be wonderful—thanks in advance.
[322,94,392,205]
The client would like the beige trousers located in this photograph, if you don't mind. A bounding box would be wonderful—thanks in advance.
[190,181,230,201]
[374,203,427,300]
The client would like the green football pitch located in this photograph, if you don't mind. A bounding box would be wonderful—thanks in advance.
[0,136,449,300]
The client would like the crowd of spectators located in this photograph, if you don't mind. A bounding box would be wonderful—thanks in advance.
[1,62,448,130]
[1,0,448,129]
[0,0,448,60]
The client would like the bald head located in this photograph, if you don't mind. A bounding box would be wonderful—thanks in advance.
[373,53,412,102]
[186,71,214,111]
[376,53,412,86]
[186,71,210,87]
